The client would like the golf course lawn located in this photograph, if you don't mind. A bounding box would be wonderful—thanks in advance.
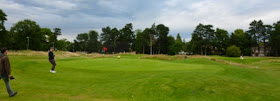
[0,54,280,101]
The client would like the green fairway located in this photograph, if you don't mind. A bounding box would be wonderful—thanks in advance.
[0,54,280,101]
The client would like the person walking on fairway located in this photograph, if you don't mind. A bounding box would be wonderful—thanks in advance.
[49,47,56,73]
[0,48,17,97]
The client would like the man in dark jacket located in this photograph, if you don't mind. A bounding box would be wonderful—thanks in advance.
[49,47,56,73]
[0,48,17,97]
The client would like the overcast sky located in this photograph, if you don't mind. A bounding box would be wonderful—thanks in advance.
[1,0,280,41]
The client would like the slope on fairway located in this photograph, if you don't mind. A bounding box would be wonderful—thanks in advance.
[0,55,279,101]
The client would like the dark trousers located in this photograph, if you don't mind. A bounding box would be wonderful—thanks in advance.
[49,59,56,70]
[1,74,15,96]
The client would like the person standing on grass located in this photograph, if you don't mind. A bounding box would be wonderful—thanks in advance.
[0,48,17,97]
[49,47,56,73]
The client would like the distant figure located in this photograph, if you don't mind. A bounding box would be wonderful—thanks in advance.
[0,48,17,97]
[49,47,56,73]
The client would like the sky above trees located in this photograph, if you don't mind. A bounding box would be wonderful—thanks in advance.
[0,0,280,41]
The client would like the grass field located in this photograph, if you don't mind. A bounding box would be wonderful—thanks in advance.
[0,52,280,101]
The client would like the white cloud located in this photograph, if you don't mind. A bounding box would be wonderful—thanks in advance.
[31,0,77,10]
[158,0,280,37]
[1,0,280,42]
[96,0,125,12]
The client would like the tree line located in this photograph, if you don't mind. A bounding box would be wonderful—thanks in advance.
[1,9,280,56]
[187,20,280,56]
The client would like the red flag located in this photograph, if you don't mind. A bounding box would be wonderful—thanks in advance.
[103,47,107,51]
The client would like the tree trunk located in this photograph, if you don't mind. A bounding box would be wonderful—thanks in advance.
[264,39,266,56]
[276,49,279,57]
[153,47,155,55]
[114,39,116,54]
[257,35,260,56]
[159,43,161,54]
[204,47,206,56]
[250,39,253,56]
[201,46,203,55]
[142,45,144,54]
[84,43,87,52]
[150,34,153,55]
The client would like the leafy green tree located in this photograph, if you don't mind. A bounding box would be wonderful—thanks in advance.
[100,26,113,53]
[176,33,182,42]
[73,40,81,51]
[57,38,71,51]
[118,23,135,52]
[134,29,142,53]
[182,38,187,51]
[167,35,176,55]
[10,19,42,50]
[185,41,192,54]
[40,28,54,50]
[262,25,272,56]
[149,23,156,55]
[134,29,150,54]
[226,45,241,57]
[67,42,75,52]
[203,25,215,55]
[155,24,169,54]
[174,33,184,54]
[0,9,8,47]
[49,28,60,45]
[230,29,251,55]
[51,28,62,48]
[0,9,7,26]
[75,33,88,51]
[190,23,215,55]
[111,28,120,53]
[248,20,264,56]
[214,28,230,55]
[87,30,101,53]
[270,21,280,56]
[53,28,61,41]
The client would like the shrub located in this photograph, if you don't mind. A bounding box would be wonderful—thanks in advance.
[167,45,176,55]
[226,45,241,57]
